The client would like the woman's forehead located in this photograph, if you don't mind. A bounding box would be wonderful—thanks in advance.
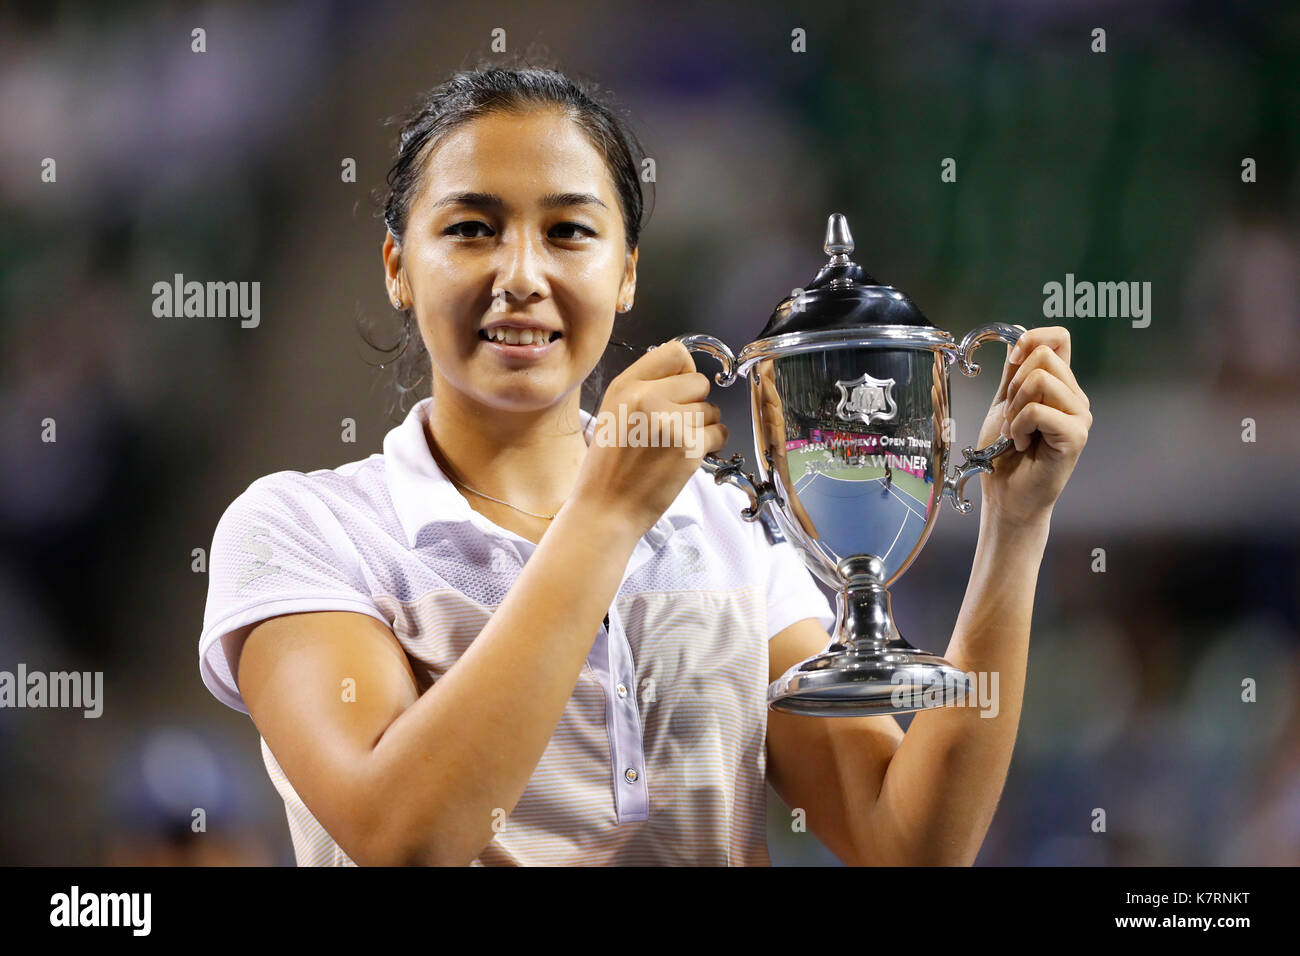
[416,110,617,210]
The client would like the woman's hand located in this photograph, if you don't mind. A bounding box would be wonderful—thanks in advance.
[568,340,727,538]
[973,325,1092,526]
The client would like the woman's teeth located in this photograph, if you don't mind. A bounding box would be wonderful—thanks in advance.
[481,327,558,345]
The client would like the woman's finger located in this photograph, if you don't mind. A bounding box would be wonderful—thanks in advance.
[1005,343,1088,411]
[1009,325,1071,368]
[1006,401,1090,455]
[1004,366,1092,423]
[993,325,1071,403]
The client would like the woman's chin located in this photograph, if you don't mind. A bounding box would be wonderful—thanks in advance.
[469,377,578,414]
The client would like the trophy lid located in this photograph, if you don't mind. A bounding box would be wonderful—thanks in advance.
[755,213,934,339]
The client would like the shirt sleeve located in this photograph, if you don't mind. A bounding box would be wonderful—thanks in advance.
[751,510,836,641]
[198,474,390,714]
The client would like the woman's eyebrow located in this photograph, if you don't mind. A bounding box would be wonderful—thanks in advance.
[433,191,608,211]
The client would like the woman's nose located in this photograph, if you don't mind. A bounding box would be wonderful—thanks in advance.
[491,232,548,305]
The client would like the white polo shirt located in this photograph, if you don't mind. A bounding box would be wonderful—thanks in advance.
[199,395,835,866]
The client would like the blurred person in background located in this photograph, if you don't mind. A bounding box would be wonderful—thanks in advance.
[100,727,274,866]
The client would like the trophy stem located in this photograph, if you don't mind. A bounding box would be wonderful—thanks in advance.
[828,554,916,654]
[832,576,910,655]
[767,557,973,716]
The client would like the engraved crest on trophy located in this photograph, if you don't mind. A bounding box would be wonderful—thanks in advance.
[835,372,898,426]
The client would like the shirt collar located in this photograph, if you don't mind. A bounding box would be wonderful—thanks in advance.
[383,396,705,551]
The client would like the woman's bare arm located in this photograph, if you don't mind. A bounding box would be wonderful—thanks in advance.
[237,499,643,866]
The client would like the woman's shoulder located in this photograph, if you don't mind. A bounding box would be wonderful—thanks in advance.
[216,453,389,528]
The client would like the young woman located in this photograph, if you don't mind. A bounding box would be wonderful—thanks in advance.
[198,64,1091,866]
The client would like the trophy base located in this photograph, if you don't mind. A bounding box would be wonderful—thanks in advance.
[767,557,972,717]
[768,646,972,717]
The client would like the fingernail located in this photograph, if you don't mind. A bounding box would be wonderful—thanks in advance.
[1008,344,1023,363]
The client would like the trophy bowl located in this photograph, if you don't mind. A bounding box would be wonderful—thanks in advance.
[674,213,1023,717]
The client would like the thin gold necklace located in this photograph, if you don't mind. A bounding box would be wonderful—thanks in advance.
[446,472,561,520]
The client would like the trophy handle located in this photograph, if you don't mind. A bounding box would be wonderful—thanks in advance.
[665,333,782,522]
[941,322,1027,515]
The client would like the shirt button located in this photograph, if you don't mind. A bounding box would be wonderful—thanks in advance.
[624,767,639,783]
[616,682,628,698]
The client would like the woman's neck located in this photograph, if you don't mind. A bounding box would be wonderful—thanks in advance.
[422,388,591,518]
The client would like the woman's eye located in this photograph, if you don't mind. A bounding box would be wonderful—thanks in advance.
[552,222,596,240]
[445,221,492,238]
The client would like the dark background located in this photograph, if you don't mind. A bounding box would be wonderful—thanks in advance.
[1,0,1297,865]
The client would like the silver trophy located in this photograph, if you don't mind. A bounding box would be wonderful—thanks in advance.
[674,213,1023,717]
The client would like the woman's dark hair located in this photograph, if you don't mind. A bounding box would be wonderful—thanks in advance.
[364,52,654,420]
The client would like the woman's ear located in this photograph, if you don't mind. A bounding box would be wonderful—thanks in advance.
[382,232,406,306]
[619,248,638,310]
[382,230,399,275]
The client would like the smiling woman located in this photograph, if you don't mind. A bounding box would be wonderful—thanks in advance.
[369,63,653,421]
[197,57,843,867]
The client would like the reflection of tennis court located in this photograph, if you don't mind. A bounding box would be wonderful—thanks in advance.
[783,450,933,579]
[787,445,932,503]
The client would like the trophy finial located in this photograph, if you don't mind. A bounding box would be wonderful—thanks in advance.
[824,213,854,259]
[756,210,931,339]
